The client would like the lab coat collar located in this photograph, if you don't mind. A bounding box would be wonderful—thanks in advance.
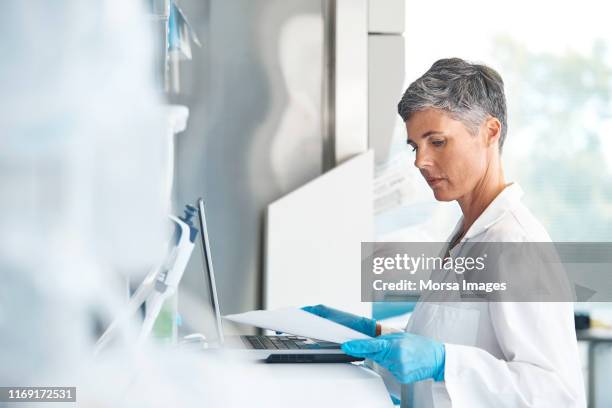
[448,182,524,244]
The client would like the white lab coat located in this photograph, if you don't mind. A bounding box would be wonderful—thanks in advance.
[380,183,586,407]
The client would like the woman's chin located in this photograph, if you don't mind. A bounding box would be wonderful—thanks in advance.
[432,188,455,202]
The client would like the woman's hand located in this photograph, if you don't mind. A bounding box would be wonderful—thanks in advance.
[301,304,377,337]
[342,332,446,384]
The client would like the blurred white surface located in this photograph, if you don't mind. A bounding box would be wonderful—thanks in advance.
[186,349,392,407]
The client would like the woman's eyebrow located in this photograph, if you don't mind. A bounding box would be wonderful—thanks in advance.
[420,130,444,139]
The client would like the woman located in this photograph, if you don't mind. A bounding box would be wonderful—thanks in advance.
[304,58,585,407]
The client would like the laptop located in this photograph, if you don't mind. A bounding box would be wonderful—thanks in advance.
[195,198,362,363]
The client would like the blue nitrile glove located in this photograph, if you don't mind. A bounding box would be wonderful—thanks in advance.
[341,332,445,384]
[301,304,377,337]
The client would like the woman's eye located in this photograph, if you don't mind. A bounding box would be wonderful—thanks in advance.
[432,140,445,147]
[406,141,417,152]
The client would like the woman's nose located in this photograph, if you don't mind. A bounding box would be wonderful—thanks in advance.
[414,149,431,170]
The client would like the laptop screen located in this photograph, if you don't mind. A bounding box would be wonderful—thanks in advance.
[175,198,225,345]
[196,198,224,344]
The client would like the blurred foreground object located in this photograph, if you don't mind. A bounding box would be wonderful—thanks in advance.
[0,0,173,402]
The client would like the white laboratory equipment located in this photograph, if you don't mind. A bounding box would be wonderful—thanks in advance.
[95,205,198,353]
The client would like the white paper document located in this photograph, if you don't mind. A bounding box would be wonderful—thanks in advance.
[223,308,372,344]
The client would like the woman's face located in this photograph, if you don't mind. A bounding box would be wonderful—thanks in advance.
[406,109,491,202]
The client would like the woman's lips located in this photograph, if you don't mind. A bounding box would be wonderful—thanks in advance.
[426,177,445,187]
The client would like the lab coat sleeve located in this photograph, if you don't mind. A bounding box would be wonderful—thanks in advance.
[443,302,585,408]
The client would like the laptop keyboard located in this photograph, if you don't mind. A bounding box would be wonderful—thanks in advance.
[265,354,364,363]
[242,335,339,350]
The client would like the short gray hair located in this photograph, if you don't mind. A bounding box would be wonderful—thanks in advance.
[398,58,508,151]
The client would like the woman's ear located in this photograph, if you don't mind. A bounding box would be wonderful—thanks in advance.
[485,116,502,148]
